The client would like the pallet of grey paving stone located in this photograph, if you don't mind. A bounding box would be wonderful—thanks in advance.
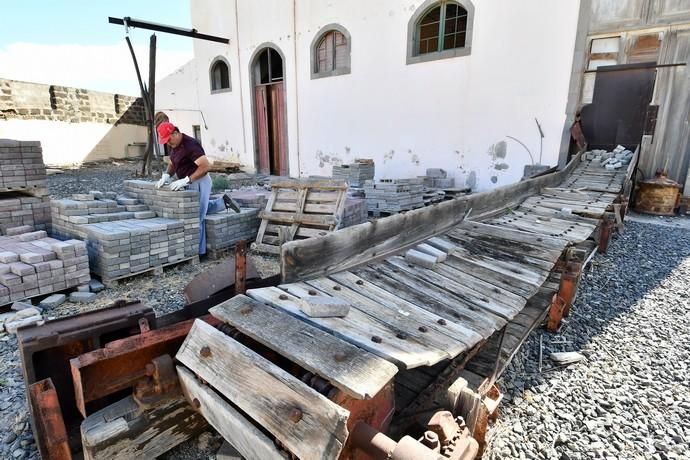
[99,254,200,288]
[205,208,260,260]
[0,140,48,196]
[0,232,90,307]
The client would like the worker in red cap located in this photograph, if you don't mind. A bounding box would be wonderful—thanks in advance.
[156,121,239,255]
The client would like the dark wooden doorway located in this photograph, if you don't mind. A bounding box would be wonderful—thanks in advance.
[253,47,288,176]
[580,63,657,150]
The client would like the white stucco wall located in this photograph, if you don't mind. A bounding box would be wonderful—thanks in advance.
[157,0,581,190]
[0,120,146,166]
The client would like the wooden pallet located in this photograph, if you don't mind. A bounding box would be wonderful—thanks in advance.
[101,255,199,287]
[252,179,348,254]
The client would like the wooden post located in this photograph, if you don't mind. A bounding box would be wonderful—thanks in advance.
[235,240,247,295]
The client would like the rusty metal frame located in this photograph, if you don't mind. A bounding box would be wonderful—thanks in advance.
[28,378,71,460]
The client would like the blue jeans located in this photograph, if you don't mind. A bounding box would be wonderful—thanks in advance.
[188,174,225,255]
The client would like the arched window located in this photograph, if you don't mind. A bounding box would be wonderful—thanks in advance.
[311,24,351,79]
[210,57,231,93]
[407,0,474,64]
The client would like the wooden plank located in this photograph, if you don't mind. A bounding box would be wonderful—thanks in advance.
[254,188,277,246]
[441,254,539,298]
[287,188,309,241]
[249,286,440,368]
[456,221,569,250]
[351,264,501,336]
[385,257,523,320]
[281,151,586,283]
[177,366,288,460]
[305,277,466,357]
[328,271,482,347]
[258,210,336,226]
[253,243,281,254]
[176,320,349,460]
[209,294,398,399]
[443,234,556,271]
[445,229,563,263]
[81,395,207,460]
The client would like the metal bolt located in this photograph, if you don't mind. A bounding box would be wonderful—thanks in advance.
[145,363,155,376]
[437,319,447,326]
[396,332,407,340]
[371,336,382,343]
[199,346,212,358]
[279,294,288,300]
[423,431,439,448]
[288,408,303,423]
[239,306,253,315]
[418,326,428,333]
[191,398,201,410]
[333,285,341,291]
[308,289,317,296]
[334,352,347,362]
[356,280,364,285]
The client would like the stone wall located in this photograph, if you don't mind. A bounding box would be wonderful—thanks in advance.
[0,78,146,126]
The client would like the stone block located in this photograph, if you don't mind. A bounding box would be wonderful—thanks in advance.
[39,293,67,308]
[69,291,97,303]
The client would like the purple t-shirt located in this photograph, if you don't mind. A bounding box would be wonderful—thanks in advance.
[170,134,205,179]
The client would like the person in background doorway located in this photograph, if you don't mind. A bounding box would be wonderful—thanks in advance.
[156,122,240,256]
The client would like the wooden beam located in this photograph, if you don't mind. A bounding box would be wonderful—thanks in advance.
[280,152,584,283]
[176,320,349,460]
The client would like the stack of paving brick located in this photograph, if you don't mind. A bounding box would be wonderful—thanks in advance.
[364,179,425,216]
[341,198,368,227]
[0,231,89,306]
[204,208,261,259]
[50,184,199,285]
[0,139,51,234]
[332,159,375,187]
[421,168,456,189]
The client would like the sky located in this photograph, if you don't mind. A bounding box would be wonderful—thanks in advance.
[0,0,194,96]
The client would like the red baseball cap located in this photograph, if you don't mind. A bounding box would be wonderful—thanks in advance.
[157,122,176,144]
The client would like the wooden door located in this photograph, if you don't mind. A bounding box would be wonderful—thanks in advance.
[255,86,270,174]
[272,82,289,177]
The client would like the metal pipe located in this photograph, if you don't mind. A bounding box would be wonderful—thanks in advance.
[350,421,444,460]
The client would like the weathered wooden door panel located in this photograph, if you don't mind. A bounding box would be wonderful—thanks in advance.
[273,82,289,177]
[254,86,270,174]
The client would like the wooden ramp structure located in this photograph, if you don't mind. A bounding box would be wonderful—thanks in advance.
[174,151,636,459]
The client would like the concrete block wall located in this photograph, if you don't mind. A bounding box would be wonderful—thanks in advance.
[0,231,90,306]
[0,79,145,126]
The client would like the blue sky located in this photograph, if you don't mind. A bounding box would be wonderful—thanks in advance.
[0,0,194,95]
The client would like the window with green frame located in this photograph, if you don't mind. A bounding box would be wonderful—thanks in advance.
[417,1,468,55]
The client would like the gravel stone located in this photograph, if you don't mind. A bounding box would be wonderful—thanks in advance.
[486,220,690,460]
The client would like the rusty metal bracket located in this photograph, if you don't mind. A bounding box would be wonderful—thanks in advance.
[28,378,72,460]
[133,354,179,408]
[70,315,220,418]
[235,240,247,295]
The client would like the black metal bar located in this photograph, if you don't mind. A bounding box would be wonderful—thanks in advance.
[109,17,229,44]
[585,62,686,73]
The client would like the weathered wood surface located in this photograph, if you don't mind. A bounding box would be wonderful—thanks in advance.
[176,320,349,460]
[249,285,445,368]
[281,152,584,283]
[177,366,288,460]
[81,395,207,460]
[209,294,398,399]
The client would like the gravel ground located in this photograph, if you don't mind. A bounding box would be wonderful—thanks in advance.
[486,220,690,460]
[47,160,141,199]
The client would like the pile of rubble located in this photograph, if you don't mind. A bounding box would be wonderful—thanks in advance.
[585,145,634,170]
